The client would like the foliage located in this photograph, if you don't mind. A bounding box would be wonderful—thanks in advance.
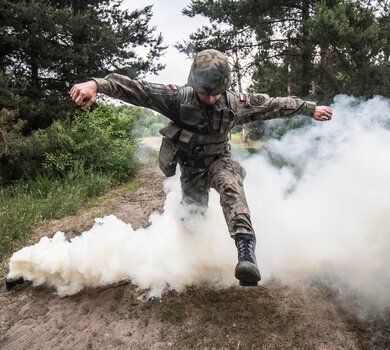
[307,0,383,98]
[0,104,138,183]
[0,0,166,131]
[68,104,138,181]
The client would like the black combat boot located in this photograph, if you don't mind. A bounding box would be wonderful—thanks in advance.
[234,234,261,286]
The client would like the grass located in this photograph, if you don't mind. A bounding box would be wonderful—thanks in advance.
[0,171,114,263]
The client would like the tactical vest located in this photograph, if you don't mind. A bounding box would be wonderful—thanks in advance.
[159,86,237,175]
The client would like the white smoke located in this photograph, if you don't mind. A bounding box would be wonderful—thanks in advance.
[245,95,390,305]
[7,95,390,303]
[7,179,237,298]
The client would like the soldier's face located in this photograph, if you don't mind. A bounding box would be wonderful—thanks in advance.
[196,92,222,105]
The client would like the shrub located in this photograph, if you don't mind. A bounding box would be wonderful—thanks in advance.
[0,103,139,184]
[69,104,138,181]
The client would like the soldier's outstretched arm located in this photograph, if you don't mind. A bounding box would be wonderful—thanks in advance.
[236,93,332,124]
[69,73,179,120]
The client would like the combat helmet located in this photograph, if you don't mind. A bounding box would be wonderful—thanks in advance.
[187,49,231,95]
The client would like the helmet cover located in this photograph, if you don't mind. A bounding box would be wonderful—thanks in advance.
[187,49,231,95]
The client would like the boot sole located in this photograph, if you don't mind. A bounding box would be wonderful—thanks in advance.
[235,262,261,287]
[239,280,258,287]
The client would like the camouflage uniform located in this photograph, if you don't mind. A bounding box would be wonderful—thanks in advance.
[93,51,316,238]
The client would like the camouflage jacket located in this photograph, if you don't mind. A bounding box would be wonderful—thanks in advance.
[93,73,316,161]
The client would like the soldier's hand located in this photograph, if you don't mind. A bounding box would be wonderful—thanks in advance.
[69,80,98,109]
[312,105,333,121]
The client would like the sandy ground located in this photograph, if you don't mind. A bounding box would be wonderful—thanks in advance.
[1,165,389,349]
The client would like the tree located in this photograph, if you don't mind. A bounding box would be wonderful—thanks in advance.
[0,0,166,131]
[307,0,382,99]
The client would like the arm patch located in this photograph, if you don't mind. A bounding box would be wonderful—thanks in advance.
[250,94,266,106]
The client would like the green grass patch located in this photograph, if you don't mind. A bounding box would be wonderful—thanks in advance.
[0,171,113,261]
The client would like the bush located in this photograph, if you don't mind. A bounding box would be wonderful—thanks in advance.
[0,103,139,184]
[64,104,139,181]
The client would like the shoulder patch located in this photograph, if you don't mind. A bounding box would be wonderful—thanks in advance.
[167,84,178,90]
[250,94,266,106]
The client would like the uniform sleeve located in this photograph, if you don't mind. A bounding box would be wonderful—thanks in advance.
[93,73,179,121]
[235,93,316,125]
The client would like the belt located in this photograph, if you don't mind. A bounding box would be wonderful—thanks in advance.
[180,154,219,168]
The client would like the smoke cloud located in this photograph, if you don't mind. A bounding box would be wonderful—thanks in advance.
[7,95,390,304]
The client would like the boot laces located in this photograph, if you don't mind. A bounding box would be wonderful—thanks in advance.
[236,237,256,264]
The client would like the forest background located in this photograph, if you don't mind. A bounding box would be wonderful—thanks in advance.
[0,0,389,259]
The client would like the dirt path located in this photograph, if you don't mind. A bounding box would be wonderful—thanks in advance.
[0,166,389,350]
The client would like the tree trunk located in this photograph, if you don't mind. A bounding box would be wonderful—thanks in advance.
[300,0,313,97]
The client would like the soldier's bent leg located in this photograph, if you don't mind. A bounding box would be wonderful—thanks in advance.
[209,157,254,236]
[209,156,261,285]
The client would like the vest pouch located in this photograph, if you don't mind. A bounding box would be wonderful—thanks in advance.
[159,137,178,177]
[159,123,181,140]
[177,129,194,153]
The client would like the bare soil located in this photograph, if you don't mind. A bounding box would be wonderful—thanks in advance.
[1,166,389,350]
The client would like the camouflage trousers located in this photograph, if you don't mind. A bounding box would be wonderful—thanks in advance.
[179,155,254,237]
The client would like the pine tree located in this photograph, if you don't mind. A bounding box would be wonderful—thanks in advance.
[307,0,382,98]
[0,0,166,131]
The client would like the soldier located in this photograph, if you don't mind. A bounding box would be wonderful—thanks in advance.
[70,49,333,287]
